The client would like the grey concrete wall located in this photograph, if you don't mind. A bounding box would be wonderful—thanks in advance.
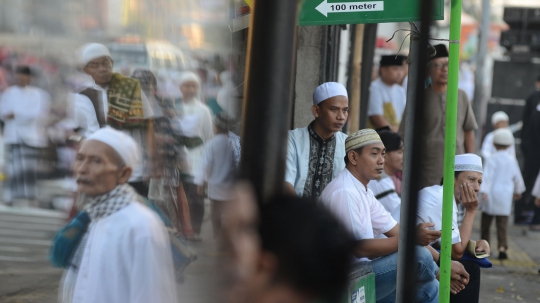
[293,26,323,129]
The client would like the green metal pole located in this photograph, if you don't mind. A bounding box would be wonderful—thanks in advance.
[440,0,463,302]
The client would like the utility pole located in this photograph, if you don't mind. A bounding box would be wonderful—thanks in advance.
[472,0,491,151]
[239,0,301,204]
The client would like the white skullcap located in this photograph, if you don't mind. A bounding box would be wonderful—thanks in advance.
[313,82,348,105]
[80,43,111,66]
[86,127,140,168]
[454,153,482,173]
[178,71,200,86]
[493,128,514,146]
[491,111,509,126]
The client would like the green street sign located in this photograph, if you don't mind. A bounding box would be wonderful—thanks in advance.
[298,0,444,26]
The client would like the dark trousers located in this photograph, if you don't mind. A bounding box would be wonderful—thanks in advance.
[129,181,149,198]
[184,182,205,235]
[450,260,481,303]
[481,213,508,250]
[532,204,540,225]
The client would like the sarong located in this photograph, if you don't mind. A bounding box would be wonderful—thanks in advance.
[4,144,40,202]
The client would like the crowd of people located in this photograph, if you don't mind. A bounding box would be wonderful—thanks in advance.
[0,40,539,303]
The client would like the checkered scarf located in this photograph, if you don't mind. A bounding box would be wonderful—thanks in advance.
[84,183,138,221]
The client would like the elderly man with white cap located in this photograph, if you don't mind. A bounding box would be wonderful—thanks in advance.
[71,43,155,197]
[481,111,516,161]
[51,127,177,303]
[417,153,491,303]
[321,129,445,303]
[285,82,349,198]
[173,71,214,241]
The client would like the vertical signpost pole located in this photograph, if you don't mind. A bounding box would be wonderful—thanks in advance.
[440,0,463,301]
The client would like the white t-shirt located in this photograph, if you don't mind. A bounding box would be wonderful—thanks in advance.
[194,134,235,200]
[417,185,461,245]
[368,78,406,122]
[368,172,401,222]
[321,169,397,262]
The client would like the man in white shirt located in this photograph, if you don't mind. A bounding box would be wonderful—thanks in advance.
[70,43,155,197]
[417,154,491,303]
[0,66,51,206]
[368,55,407,132]
[321,129,444,303]
[367,129,403,221]
[54,127,177,303]
[175,72,214,241]
[285,82,349,198]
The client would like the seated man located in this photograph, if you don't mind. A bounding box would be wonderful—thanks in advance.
[417,153,491,303]
[285,82,349,198]
[222,183,355,303]
[321,129,443,303]
[368,129,404,221]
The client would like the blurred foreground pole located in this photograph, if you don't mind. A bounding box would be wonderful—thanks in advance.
[396,7,433,303]
[239,0,301,204]
[440,0,464,301]
[472,0,491,151]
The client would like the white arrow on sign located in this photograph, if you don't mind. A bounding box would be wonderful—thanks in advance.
[315,0,384,17]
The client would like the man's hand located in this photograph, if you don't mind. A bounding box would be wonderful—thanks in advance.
[450,261,469,295]
[535,198,540,207]
[475,239,490,256]
[4,113,14,120]
[459,183,478,212]
[513,194,522,201]
[197,185,204,197]
[415,223,441,246]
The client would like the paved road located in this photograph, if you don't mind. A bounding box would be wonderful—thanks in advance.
[0,205,66,303]
[0,199,224,303]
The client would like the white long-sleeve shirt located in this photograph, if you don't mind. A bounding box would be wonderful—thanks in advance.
[0,85,51,148]
[480,150,525,216]
[60,203,177,303]
[194,133,235,200]
[176,98,214,178]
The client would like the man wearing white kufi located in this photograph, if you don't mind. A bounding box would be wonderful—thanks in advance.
[321,129,443,302]
[69,42,155,197]
[480,111,516,161]
[54,127,177,303]
[174,71,214,241]
[285,82,349,198]
[417,153,491,302]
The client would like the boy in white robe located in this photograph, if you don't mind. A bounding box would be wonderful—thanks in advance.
[480,128,525,259]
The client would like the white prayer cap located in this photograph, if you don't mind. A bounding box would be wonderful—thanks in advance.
[454,153,482,173]
[491,111,509,126]
[79,43,111,66]
[86,127,140,168]
[493,128,513,146]
[313,82,348,105]
[172,72,201,86]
